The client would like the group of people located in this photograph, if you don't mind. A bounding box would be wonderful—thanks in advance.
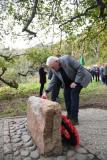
[89,64,107,84]
[39,55,92,125]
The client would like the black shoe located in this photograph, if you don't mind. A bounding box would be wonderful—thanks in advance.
[67,115,79,125]
[71,119,79,125]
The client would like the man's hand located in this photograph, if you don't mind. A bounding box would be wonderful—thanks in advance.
[41,92,48,99]
[70,82,77,88]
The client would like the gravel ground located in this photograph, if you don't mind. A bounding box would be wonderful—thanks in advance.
[76,108,107,160]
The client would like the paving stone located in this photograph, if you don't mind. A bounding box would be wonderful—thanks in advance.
[23,157,32,160]
[0,131,3,136]
[22,131,29,135]
[39,157,54,160]
[0,152,3,160]
[67,156,76,160]
[15,141,23,147]
[25,139,33,147]
[55,155,66,160]
[12,138,21,143]
[12,134,21,139]
[10,130,15,134]
[12,146,17,152]
[75,153,88,160]
[0,122,3,130]
[4,154,13,160]
[15,125,20,130]
[21,149,30,157]
[20,128,27,132]
[9,121,16,126]
[3,124,8,129]
[67,150,75,158]
[13,155,21,160]
[4,131,9,136]
[4,136,11,143]
[14,150,20,156]
[17,130,22,135]
[13,142,23,149]
[22,135,31,142]
[29,145,36,151]
[0,142,3,151]
[10,126,15,130]
[87,154,94,159]
[4,143,12,154]
[75,147,87,154]
[10,132,16,136]
[0,136,3,145]
[4,128,9,132]
[19,121,26,125]
[20,125,25,129]
[30,150,39,159]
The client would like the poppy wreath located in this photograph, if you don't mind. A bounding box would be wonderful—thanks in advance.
[61,115,80,146]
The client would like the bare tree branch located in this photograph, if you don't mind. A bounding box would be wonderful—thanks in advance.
[18,63,36,77]
[0,67,18,88]
[18,71,30,77]
[60,5,98,27]
[0,77,18,88]
[0,54,12,61]
[22,0,38,32]
[0,67,7,77]
[25,29,37,36]
[0,52,29,61]
[18,68,35,77]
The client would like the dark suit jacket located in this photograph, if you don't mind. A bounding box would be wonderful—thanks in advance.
[47,55,92,92]
[39,67,47,84]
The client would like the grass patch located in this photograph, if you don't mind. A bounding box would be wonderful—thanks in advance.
[0,82,40,100]
[0,80,107,117]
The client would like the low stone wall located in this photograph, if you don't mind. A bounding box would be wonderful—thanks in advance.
[27,96,62,156]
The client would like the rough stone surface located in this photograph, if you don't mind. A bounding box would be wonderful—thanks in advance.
[27,96,62,156]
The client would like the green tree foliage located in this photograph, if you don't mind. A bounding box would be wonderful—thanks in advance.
[0,47,52,88]
[25,47,52,67]
[1,0,107,55]
[7,0,107,62]
[5,0,107,35]
[1,0,107,87]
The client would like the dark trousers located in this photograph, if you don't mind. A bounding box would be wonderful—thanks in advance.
[95,74,100,82]
[40,83,45,96]
[51,83,61,101]
[64,85,82,120]
[105,75,107,85]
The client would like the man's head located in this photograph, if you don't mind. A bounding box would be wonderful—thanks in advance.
[46,56,60,71]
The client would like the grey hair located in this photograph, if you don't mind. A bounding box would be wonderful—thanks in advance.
[46,56,59,66]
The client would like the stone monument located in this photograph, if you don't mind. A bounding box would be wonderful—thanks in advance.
[27,96,62,156]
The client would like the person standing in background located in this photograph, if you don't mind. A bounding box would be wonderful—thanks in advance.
[39,63,47,97]
[104,63,107,85]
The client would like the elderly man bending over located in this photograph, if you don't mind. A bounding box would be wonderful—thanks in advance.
[42,55,92,125]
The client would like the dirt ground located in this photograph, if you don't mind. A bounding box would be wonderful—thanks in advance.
[80,93,107,110]
[0,97,28,117]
